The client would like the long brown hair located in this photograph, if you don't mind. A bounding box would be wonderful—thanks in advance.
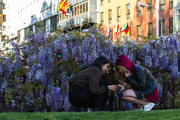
[114,65,129,84]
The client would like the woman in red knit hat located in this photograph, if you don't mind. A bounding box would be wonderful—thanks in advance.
[115,55,158,111]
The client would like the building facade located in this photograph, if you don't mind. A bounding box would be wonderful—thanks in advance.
[0,0,7,50]
[4,0,59,43]
[3,0,178,44]
[0,0,6,40]
[98,0,174,42]
[174,0,180,32]
[58,0,97,30]
[4,0,97,43]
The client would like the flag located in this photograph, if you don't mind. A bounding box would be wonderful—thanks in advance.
[117,24,119,32]
[107,24,110,36]
[125,25,129,35]
[121,24,129,34]
[113,23,117,41]
[58,0,70,15]
[121,24,126,32]
[117,24,120,36]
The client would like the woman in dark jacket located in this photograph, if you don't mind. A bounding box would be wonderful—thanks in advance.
[115,55,158,111]
[69,56,118,111]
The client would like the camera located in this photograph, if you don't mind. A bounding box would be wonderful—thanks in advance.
[116,87,123,98]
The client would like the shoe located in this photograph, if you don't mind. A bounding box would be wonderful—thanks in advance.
[143,103,155,111]
[87,108,93,112]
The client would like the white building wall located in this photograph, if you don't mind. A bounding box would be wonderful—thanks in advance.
[58,0,97,29]
[174,0,180,32]
[4,0,98,42]
[4,0,59,41]
[88,0,97,23]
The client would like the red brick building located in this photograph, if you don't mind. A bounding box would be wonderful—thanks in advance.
[98,0,174,42]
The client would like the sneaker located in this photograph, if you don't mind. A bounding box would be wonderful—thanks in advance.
[143,103,155,111]
[87,108,93,112]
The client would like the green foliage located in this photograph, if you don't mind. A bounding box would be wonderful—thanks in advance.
[74,32,83,40]
[4,81,45,111]
[36,21,46,32]
[14,65,27,77]
[56,58,81,75]
[141,35,157,42]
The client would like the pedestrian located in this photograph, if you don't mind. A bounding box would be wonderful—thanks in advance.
[115,55,158,111]
[69,56,118,111]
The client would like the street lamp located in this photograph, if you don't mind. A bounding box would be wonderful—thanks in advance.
[138,2,149,7]
[138,0,159,38]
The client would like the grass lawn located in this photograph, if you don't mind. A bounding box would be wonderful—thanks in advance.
[0,109,180,120]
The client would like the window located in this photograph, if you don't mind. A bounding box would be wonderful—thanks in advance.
[2,26,5,31]
[169,18,173,34]
[59,13,62,21]
[74,7,77,16]
[50,15,57,33]
[117,7,120,22]
[70,7,73,16]
[129,27,131,36]
[101,12,104,25]
[24,26,33,37]
[108,9,112,24]
[137,25,141,41]
[126,3,130,19]
[160,0,165,11]
[3,3,5,9]
[83,3,85,13]
[177,8,180,14]
[148,0,152,14]
[177,9,180,29]
[148,23,153,38]
[80,5,82,14]
[77,6,80,15]
[0,3,2,14]
[169,0,173,8]
[86,2,88,12]
[62,14,64,20]
[101,0,103,6]
[159,19,165,36]
[31,15,37,23]
[3,15,6,22]
[137,0,141,16]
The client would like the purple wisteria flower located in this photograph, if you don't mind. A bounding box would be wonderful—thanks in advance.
[144,56,152,68]
[169,65,179,80]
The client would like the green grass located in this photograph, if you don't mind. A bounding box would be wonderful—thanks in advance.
[0,109,180,120]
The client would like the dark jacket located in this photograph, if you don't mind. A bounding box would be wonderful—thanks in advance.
[126,65,157,99]
[69,66,108,95]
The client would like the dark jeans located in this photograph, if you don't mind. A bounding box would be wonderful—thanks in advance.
[69,85,107,110]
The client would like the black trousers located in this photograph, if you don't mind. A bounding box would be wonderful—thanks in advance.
[69,85,107,109]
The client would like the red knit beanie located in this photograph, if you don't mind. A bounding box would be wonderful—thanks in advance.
[116,55,135,72]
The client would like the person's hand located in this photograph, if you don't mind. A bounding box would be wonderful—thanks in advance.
[117,84,126,91]
[107,85,118,93]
